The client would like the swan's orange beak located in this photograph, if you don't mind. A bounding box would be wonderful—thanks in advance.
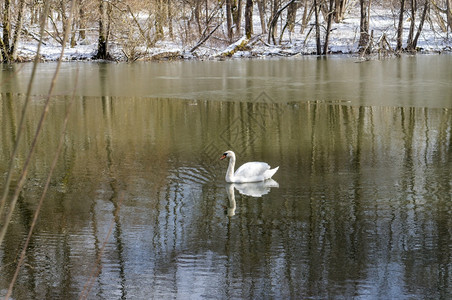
[220,154,227,160]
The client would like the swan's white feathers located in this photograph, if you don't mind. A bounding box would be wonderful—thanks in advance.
[234,162,270,179]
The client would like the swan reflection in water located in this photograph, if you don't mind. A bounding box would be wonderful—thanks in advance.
[225,179,279,217]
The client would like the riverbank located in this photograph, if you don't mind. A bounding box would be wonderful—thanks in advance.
[14,6,452,62]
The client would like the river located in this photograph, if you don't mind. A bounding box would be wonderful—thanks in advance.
[0,55,451,299]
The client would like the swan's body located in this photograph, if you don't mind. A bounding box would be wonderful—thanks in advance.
[220,150,279,183]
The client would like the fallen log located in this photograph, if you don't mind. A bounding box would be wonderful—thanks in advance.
[214,35,250,57]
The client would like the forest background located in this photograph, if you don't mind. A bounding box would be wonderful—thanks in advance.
[1,0,451,62]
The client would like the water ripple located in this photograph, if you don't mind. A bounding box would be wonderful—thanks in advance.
[169,165,214,185]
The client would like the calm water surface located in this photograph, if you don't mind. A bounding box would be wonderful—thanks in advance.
[0,56,451,299]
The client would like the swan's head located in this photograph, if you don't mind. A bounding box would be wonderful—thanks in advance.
[220,150,235,160]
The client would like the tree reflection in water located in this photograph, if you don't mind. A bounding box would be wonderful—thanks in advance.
[0,95,450,299]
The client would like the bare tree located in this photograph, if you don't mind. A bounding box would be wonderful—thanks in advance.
[323,0,335,54]
[358,0,371,53]
[281,0,299,41]
[95,0,111,59]
[269,0,280,39]
[314,0,322,54]
[397,0,405,52]
[245,0,253,38]
[408,0,430,50]
[79,0,87,40]
[334,0,348,22]
[257,0,267,34]
[155,0,164,40]
[300,0,312,34]
[1,0,26,62]
[167,0,173,38]
[407,0,417,49]
[268,0,296,44]
[232,0,243,35]
[11,0,26,60]
[195,0,203,34]
[226,0,233,41]
[1,0,12,62]
[447,0,452,31]
[0,0,449,62]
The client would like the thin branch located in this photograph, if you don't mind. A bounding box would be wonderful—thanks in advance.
[47,13,64,45]
[0,1,51,228]
[5,2,76,297]
[126,4,151,47]
[191,23,221,52]
[0,0,73,250]
[6,67,79,300]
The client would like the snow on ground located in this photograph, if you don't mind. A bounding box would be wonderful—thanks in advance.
[19,42,97,61]
[16,5,451,62]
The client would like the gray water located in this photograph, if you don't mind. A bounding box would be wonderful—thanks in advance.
[0,56,451,299]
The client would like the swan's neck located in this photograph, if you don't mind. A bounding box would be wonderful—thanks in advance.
[225,154,236,182]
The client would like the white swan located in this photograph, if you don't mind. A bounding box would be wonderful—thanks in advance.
[220,150,279,183]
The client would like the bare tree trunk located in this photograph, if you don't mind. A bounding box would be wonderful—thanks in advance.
[397,0,405,52]
[358,0,371,53]
[195,0,202,34]
[285,0,298,34]
[71,15,77,47]
[95,0,110,59]
[155,0,164,40]
[268,0,295,44]
[30,2,37,24]
[2,0,12,62]
[11,0,26,60]
[79,0,87,40]
[232,0,243,35]
[226,0,233,41]
[406,0,416,51]
[314,0,321,54]
[412,0,429,49]
[323,0,334,54]
[245,0,253,38]
[334,0,348,22]
[447,0,452,31]
[257,0,266,34]
[280,1,298,42]
[167,0,173,39]
[269,0,280,38]
[300,0,310,34]
[205,0,209,24]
